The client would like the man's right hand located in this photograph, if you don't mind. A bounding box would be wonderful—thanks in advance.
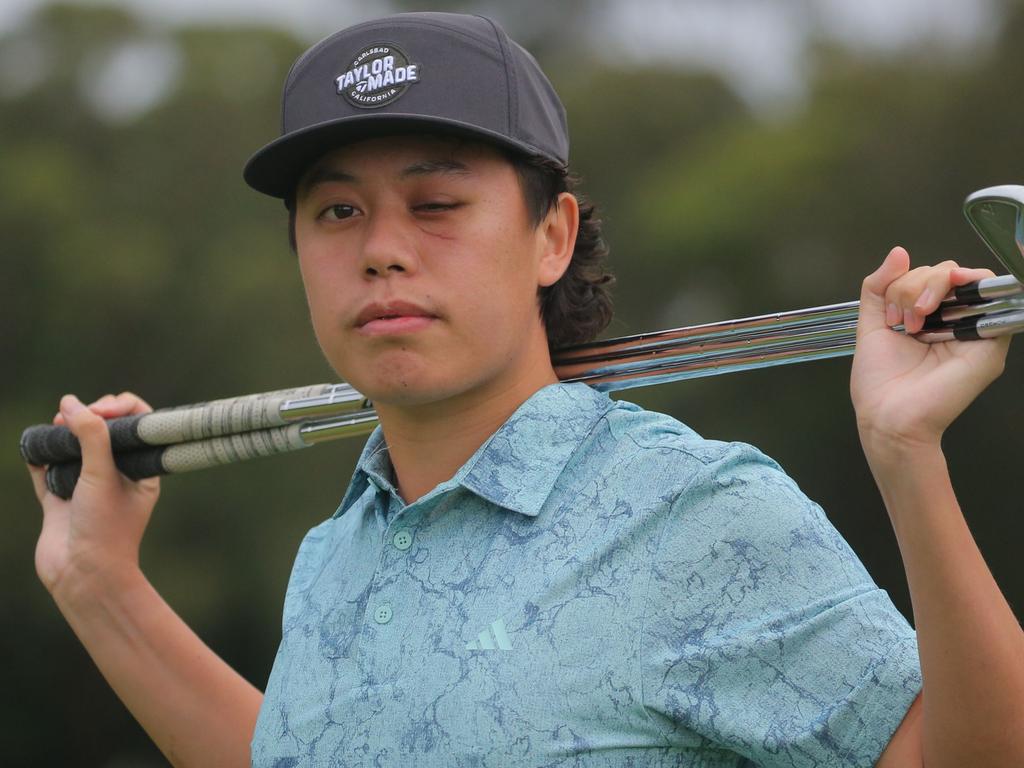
[26,393,262,767]
[29,392,160,600]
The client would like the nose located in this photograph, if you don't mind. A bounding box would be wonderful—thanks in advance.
[360,206,419,279]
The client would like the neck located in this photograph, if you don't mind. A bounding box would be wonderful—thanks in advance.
[375,354,558,505]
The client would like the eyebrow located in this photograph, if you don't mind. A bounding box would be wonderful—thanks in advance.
[398,159,472,179]
[301,158,472,193]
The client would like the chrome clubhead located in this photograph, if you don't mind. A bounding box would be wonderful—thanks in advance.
[964,185,1024,284]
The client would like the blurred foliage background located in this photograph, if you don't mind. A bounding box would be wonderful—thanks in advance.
[3,1,1023,764]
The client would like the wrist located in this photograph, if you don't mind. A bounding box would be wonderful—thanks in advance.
[858,424,947,480]
[50,561,147,616]
[857,418,943,461]
[858,429,951,514]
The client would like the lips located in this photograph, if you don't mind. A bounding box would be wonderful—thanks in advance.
[354,300,439,335]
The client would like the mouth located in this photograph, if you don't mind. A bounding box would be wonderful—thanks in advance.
[355,300,439,336]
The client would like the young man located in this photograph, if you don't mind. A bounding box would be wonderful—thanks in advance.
[29,12,1024,768]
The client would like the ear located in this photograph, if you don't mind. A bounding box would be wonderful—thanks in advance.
[536,192,579,288]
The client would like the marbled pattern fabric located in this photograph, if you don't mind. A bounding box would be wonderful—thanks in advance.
[251,383,921,767]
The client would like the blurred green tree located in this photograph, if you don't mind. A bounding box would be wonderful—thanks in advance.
[2,2,1021,764]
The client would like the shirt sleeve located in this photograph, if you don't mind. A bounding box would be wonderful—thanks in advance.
[640,441,922,767]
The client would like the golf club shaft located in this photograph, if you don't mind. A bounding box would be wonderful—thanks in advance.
[27,274,1024,497]
[22,272,1021,469]
[38,302,1024,500]
[44,335,858,499]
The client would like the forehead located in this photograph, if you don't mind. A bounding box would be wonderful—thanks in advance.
[296,134,513,194]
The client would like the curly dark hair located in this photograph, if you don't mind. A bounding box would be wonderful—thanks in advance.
[507,153,615,350]
[285,149,614,351]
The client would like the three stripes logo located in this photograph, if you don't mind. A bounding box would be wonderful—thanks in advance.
[465,618,512,651]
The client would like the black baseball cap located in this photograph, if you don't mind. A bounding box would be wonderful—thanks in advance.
[243,12,569,199]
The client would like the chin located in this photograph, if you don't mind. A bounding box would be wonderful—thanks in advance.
[333,352,474,407]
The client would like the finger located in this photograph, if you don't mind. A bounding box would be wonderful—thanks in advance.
[904,264,997,333]
[905,263,962,333]
[27,463,51,505]
[859,247,910,337]
[881,260,967,334]
[115,391,154,416]
[949,266,997,286]
[60,394,119,492]
[86,394,118,411]
[86,392,153,419]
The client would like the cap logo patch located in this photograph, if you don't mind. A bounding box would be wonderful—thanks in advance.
[336,44,419,108]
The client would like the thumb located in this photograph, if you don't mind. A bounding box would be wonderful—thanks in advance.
[858,246,910,337]
[60,394,119,492]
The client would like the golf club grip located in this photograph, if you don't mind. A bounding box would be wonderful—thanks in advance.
[46,449,167,499]
[20,383,335,466]
[21,414,146,466]
[45,422,312,499]
[955,281,986,304]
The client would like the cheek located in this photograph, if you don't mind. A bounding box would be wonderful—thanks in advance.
[298,254,350,342]
[454,248,541,341]
[298,258,328,322]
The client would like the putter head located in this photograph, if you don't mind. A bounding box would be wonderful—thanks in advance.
[964,185,1024,283]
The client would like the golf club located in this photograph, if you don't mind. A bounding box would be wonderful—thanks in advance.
[25,184,1024,499]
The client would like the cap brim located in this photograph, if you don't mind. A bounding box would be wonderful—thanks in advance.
[243,114,551,199]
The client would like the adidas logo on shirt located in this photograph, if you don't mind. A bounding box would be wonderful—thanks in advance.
[465,618,512,651]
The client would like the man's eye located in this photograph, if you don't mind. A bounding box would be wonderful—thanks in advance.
[415,202,460,213]
[320,204,357,221]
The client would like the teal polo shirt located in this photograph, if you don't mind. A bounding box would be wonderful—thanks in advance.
[251,382,921,766]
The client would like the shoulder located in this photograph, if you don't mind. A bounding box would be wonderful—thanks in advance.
[594,395,869,575]
[593,393,791,498]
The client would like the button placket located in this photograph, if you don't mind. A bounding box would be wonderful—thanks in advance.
[367,500,416,639]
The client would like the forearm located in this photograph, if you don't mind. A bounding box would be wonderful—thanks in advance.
[52,568,263,768]
[865,441,1024,767]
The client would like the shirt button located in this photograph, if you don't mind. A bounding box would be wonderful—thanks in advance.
[393,529,414,551]
[373,603,393,624]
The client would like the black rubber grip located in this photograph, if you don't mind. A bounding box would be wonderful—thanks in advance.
[952,318,982,341]
[19,414,146,466]
[922,308,945,330]
[20,424,80,466]
[953,281,983,304]
[45,447,168,500]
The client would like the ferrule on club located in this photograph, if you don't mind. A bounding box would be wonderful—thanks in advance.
[298,410,380,444]
[951,274,1024,303]
[934,295,1024,323]
[916,308,1024,342]
[279,384,370,421]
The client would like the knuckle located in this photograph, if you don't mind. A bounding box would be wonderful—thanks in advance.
[68,407,95,427]
[135,477,161,499]
[888,284,913,306]
[118,390,153,413]
[73,410,109,440]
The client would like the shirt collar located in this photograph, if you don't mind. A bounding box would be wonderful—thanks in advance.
[335,382,615,519]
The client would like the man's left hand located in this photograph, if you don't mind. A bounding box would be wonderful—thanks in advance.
[851,246,1010,457]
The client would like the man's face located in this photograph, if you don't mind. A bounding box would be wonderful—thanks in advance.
[293,134,562,407]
